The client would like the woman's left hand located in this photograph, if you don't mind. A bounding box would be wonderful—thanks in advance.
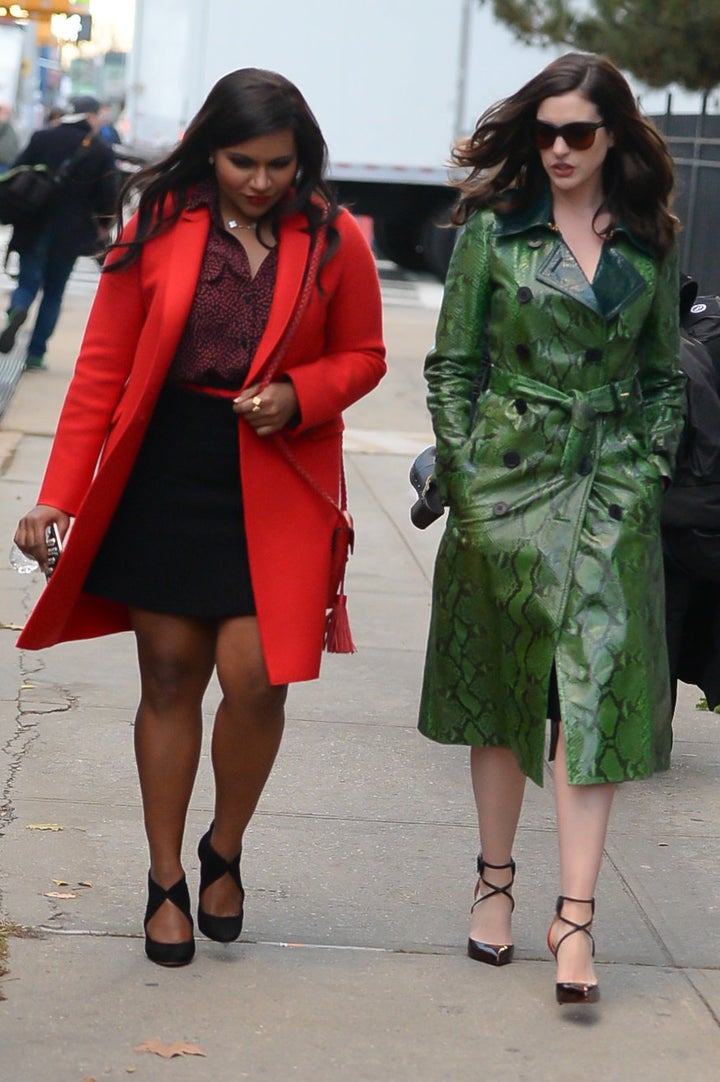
[233,380,299,436]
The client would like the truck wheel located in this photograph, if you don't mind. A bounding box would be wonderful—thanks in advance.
[372,218,427,272]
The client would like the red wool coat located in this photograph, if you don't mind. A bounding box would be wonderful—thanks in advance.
[17,204,386,684]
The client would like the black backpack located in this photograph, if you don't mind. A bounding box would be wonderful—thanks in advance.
[682,294,720,369]
[0,164,56,225]
[0,135,93,226]
[662,286,720,532]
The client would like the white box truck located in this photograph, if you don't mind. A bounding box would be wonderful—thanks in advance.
[124,0,557,276]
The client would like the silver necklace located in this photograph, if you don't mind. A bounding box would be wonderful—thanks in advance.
[227,218,256,231]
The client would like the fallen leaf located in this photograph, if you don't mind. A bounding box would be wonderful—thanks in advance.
[21,682,35,689]
[52,879,69,886]
[78,880,93,888]
[133,1040,206,1059]
[44,891,77,899]
[27,823,63,831]
[0,621,23,631]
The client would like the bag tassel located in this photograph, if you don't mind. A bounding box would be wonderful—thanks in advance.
[324,592,356,654]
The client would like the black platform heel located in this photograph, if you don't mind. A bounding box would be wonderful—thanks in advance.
[143,872,195,967]
[197,823,244,943]
[547,895,600,1004]
[467,855,516,966]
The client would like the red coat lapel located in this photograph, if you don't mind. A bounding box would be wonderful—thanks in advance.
[245,212,311,385]
[146,206,211,388]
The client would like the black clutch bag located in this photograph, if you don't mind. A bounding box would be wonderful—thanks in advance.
[409,445,445,529]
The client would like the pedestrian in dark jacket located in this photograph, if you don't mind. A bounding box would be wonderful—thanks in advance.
[662,282,720,711]
[0,95,119,370]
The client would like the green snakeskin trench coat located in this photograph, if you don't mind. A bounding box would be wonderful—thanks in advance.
[418,191,685,786]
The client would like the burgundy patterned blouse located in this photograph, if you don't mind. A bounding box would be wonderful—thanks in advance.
[168,178,278,388]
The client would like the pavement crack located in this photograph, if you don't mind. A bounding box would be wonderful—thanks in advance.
[606,849,676,965]
[1,653,76,836]
[606,849,720,1029]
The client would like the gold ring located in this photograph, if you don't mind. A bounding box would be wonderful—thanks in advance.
[251,395,262,413]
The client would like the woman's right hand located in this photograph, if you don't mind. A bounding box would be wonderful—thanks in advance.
[14,506,70,575]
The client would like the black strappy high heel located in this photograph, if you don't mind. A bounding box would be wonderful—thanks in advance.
[467,855,516,966]
[547,895,600,1004]
[143,873,195,967]
[197,823,245,943]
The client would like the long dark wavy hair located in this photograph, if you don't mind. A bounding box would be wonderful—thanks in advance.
[105,68,339,272]
[451,52,677,257]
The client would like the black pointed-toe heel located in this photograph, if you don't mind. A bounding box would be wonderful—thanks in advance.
[143,872,195,967]
[467,855,516,966]
[197,823,244,943]
[547,895,600,1004]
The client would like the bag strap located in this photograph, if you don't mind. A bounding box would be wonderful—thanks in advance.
[257,224,349,519]
[54,134,94,186]
[275,431,349,519]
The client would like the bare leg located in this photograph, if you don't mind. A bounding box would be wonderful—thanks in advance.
[200,615,287,918]
[550,725,615,985]
[469,745,527,945]
[132,609,216,944]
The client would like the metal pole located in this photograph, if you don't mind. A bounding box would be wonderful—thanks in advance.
[454,0,473,138]
[683,104,705,278]
[125,0,144,145]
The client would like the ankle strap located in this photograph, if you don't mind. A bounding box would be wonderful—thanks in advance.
[555,895,595,916]
[145,874,191,923]
[477,856,516,875]
[198,826,243,893]
[554,895,596,958]
[471,854,516,914]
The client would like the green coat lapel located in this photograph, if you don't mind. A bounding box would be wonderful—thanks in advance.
[495,186,649,321]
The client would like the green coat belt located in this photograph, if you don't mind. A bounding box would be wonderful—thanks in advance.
[419,203,685,786]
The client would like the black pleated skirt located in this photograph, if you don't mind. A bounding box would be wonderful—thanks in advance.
[84,385,256,618]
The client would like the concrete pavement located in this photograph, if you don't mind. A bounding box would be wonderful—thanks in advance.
[0,257,719,1081]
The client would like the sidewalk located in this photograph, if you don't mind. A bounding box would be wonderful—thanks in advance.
[0,271,719,1081]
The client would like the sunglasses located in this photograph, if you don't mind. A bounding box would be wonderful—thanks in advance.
[533,119,606,151]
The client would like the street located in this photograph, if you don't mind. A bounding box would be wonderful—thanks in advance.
[0,255,719,1080]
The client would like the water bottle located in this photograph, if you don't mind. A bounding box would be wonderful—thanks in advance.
[9,543,39,575]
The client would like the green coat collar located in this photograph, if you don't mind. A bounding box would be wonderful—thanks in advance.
[492,185,648,250]
[492,187,649,320]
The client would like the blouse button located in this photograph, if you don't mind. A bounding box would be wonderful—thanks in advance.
[514,398,528,415]
[585,347,603,364]
[528,238,543,249]
[503,451,521,469]
[493,501,510,516]
[517,287,533,304]
[608,504,623,521]
[578,455,593,476]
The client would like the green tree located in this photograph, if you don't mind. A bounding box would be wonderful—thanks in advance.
[483,1,720,91]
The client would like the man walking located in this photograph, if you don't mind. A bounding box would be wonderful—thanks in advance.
[0,96,119,370]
